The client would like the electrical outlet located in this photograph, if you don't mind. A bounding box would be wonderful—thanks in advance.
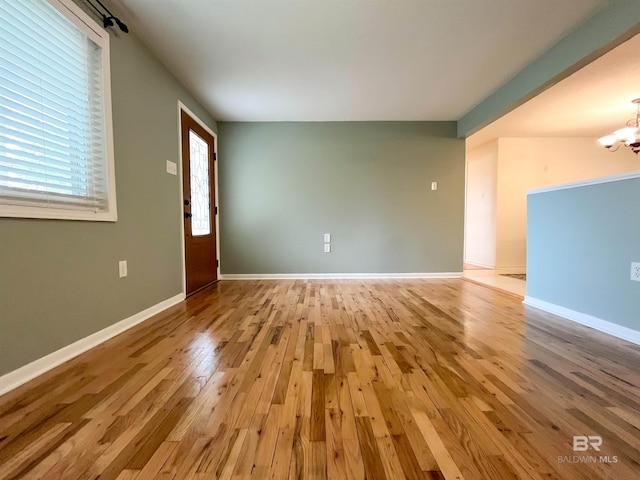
[631,262,640,282]
[166,160,177,175]
[431,181,438,191]
[119,260,128,278]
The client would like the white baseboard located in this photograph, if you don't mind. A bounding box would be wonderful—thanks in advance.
[523,296,640,346]
[220,272,463,280]
[0,293,185,397]
[463,261,495,269]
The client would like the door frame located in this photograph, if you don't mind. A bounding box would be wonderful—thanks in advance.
[177,101,220,296]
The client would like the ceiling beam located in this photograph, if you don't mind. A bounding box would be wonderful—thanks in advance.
[457,0,640,139]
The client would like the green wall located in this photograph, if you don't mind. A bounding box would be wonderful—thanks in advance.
[0,23,216,375]
[218,122,465,275]
[527,176,640,333]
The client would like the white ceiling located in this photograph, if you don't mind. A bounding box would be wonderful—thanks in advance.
[112,0,606,121]
[468,32,640,148]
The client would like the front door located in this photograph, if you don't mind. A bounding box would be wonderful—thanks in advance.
[181,110,217,295]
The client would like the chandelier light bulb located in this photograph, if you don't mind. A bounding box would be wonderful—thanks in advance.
[597,134,618,148]
[614,127,637,144]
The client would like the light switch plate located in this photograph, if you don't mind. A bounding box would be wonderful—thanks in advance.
[166,160,177,175]
[431,181,438,191]
[324,233,331,243]
[119,260,128,278]
[324,243,331,253]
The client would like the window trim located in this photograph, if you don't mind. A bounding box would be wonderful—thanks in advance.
[0,0,117,222]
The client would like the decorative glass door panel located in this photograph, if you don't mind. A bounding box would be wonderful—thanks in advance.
[189,130,211,236]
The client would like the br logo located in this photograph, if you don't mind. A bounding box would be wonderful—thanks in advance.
[573,435,602,451]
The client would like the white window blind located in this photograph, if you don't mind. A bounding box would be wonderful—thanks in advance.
[0,0,116,220]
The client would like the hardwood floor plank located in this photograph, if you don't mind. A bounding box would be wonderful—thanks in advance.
[411,409,466,480]
[354,416,387,480]
[0,279,639,479]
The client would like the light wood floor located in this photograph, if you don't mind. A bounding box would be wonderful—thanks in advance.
[1,279,639,480]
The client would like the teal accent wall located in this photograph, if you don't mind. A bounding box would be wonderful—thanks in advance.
[218,122,465,274]
[0,23,217,375]
[458,0,640,137]
[527,177,640,332]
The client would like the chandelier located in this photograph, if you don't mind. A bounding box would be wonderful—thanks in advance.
[598,98,640,154]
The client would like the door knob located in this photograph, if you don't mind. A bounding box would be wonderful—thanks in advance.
[184,199,190,206]
[184,212,192,219]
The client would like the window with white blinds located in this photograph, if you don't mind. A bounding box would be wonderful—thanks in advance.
[0,0,116,221]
